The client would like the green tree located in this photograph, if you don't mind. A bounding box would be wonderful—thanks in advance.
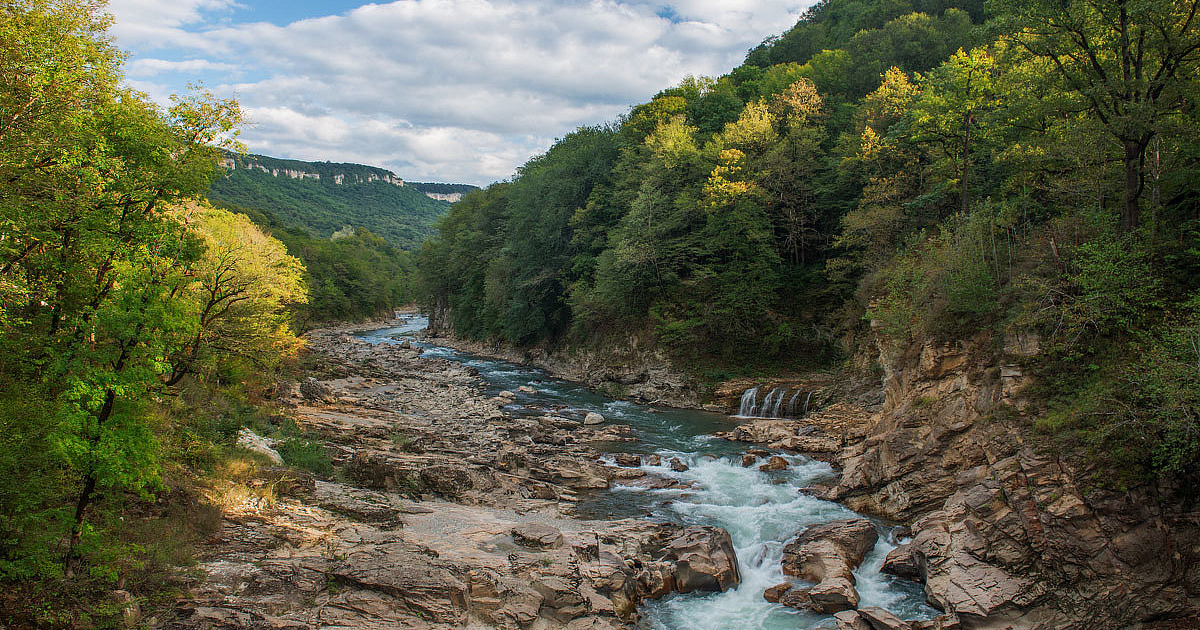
[998,0,1200,231]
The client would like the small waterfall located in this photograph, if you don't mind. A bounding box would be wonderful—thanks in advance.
[736,386,815,419]
[738,387,760,417]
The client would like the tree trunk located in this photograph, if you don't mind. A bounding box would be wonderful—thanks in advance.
[1122,139,1144,232]
[64,388,116,574]
[960,112,972,214]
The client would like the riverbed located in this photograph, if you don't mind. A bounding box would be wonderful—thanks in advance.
[357,314,935,630]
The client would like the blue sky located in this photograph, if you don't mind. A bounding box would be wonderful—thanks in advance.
[107,0,810,185]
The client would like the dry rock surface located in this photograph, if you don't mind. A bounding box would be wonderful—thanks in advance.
[161,320,740,630]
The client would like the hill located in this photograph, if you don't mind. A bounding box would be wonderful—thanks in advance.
[206,153,474,250]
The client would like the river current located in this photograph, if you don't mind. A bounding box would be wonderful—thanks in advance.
[357,315,935,630]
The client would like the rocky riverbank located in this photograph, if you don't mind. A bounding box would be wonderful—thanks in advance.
[162,323,740,630]
[724,332,1200,629]
[421,329,709,411]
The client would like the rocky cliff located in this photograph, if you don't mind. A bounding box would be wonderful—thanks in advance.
[727,331,1200,629]
[424,323,708,410]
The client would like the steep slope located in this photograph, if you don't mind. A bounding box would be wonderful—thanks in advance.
[207,153,473,250]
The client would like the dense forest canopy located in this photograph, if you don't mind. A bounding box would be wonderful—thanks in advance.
[418,0,1200,483]
[207,152,452,251]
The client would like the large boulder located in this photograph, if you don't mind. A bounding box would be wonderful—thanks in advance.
[661,526,741,592]
[781,518,878,613]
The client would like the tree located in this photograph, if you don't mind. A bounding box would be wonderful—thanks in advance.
[0,0,244,574]
[909,47,1000,213]
[999,0,1200,231]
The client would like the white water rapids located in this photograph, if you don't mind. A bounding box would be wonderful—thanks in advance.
[359,316,936,629]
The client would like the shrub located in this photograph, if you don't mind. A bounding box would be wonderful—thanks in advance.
[276,439,333,477]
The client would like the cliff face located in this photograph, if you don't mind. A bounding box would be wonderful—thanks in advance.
[735,330,1200,628]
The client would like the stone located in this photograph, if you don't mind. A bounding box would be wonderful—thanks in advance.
[778,587,813,610]
[858,606,912,630]
[741,454,757,467]
[759,455,789,472]
[235,428,283,465]
[511,523,565,549]
[662,526,741,592]
[583,411,605,425]
[498,390,517,399]
[881,543,921,581]
[669,457,689,472]
[517,385,538,394]
[834,610,872,630]
[299,377,335,403]
[781,518,878,614]
[808,576,858,613]
[644,454,662,466]
[763,582,792,603]
[614,453,641,467]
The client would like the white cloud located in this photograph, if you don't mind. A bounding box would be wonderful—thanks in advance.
[111,0,810,185]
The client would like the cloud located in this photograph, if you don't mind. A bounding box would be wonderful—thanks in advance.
[111,0,808,185]
[126,58,242,77]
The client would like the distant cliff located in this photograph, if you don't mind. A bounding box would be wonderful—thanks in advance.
[207,153,471,250]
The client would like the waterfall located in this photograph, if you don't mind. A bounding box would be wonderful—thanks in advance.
[802,390,814,416]
[738,387,760,417]
[769,388,784,417]
[737,386,809,418]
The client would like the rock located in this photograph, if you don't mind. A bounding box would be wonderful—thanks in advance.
[645,454,662,466]
[499,390,517,399]
[808,576,858,612]
[516,385,537,394]
[583,412,605,425]
[881,543,921,581]
[912,614,961,630]
[109,590,140,628]
[235,428,283,465]
[330,543,469,624]
[669,457,689,472]
[759,455,789,472]
[662,526,741,592]
[299,377,334,403]
[778,587,813,610]
[741,454,757,467]
[614,453,641,467]
[858,606,912,630]
[763,582,792,603]
[781,518,878,614]
[834,610,872,630]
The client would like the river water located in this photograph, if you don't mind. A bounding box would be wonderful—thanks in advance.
[357,315,935,629]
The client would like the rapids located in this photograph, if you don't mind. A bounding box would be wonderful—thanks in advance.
[357,314,935,629]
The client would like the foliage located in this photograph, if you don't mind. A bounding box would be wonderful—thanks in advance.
[207,153,454,250]
[417,0,1200,483]
[275,439,333,477]
[0,0,307,592]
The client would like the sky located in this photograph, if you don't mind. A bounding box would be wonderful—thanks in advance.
[107,0,810,186]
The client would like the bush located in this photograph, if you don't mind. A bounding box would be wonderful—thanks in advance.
[276,439,333,477]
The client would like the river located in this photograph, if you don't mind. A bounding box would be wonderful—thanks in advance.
[357,314,935,630]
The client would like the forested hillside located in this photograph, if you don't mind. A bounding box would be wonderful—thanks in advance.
[207,153,453,250]
[419,0,1200,482]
